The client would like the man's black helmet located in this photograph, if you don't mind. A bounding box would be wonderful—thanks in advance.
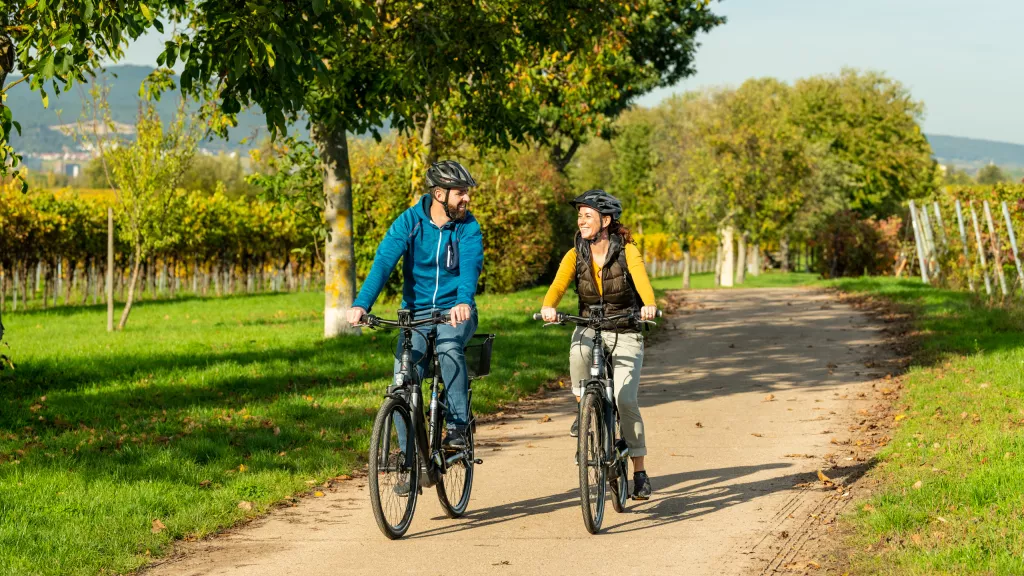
[570,189,623,221]
[425,160,477,189]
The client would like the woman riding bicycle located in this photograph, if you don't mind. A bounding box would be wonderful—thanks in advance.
[539,189,657,500]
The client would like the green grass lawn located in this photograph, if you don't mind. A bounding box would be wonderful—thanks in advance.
[829,277,1024,575]
[0,284,679,575]
[650,270,821,291]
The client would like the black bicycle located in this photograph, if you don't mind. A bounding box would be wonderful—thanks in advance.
[533,305,660,534]
[362,310,494,539]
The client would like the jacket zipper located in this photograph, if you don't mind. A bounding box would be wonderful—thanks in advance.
[431,225,444,309]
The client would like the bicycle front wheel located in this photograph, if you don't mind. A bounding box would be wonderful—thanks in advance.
[368,396,420,539]
[436,421,474,518]
[578,390,607,534]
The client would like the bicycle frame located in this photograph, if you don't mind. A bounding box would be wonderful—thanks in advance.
[377,310,472,489]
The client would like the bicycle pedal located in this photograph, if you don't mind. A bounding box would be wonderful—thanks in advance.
[473,459,483,465]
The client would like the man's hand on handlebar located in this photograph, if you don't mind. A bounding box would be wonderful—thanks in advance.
[450,303,472,327]
[347,306,367,326]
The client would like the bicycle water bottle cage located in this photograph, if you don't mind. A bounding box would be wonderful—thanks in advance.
[397,309,413,326]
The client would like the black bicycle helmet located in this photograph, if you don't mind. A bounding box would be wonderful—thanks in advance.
[570,189,623,221]
[425,160,477,189]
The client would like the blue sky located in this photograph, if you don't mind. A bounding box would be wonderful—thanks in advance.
[117,0,1024,144]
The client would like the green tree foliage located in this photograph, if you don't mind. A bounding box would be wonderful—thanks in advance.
[791,69,936,219]
[1,0,166,187]
[942,162,975,186]
[86,86,200,330]
[976,164,1008,185]
[610,117,659,232]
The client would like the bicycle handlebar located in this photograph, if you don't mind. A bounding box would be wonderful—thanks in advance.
[362,313,452,328]
[531,309,662,324]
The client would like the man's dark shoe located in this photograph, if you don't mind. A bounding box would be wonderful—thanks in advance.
[444,427,469,450]
[570,413,579,437]
[632,471,652,500]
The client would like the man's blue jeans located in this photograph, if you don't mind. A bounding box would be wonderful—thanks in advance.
[394,307,477,453]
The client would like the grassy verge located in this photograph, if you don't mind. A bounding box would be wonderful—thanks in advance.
[0,284,676,575]
[829,277,1024,575]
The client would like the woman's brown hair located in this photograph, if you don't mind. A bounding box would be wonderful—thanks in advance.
[610,221,634,244]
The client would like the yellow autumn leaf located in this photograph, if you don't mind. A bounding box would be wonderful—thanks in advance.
[314,491,325,498]
[894,413,906,421]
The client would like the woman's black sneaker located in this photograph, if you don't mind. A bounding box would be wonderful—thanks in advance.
[632,471,652,500]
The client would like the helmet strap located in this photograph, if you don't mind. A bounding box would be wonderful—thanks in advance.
[442,188,456,221]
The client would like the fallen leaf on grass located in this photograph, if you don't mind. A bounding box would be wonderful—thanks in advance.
[151,519,166,534]
[237,501,253,511]
[911,534,922,545]
[863,504,874,512]
[238,464,247,473]
[894,414,906,422]
[198,480,211,488]
[935,516,948,523]
[912,480,923,490]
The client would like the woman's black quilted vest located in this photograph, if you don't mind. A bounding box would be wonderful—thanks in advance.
[574,232,641,333]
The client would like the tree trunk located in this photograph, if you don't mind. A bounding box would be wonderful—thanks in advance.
[1,265,6,314]
[735,230,747,285]
[780,236,791,273]
[751,244,761,277]
[317,126,359,338]
[714,236,724,288]
[117,246,143,331]
[682,250,691,289]
[68,260,77,304]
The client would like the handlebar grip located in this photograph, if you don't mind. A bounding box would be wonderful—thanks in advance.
[532,313,543,321]
[656,309,663,318]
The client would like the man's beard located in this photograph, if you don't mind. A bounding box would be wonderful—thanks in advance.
[450,203,468,220]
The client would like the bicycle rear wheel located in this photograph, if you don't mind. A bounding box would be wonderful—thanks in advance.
[436,421,475,518]
[578,390,607,534]
[368,396,420,539]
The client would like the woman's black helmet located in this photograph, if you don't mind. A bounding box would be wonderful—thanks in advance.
[570,189,623,221]
[425,160,477,189]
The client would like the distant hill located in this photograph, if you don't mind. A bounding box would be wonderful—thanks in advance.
[5,65,291,154]
[925,134,1024,168]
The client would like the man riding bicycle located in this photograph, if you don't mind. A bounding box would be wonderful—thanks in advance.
[347,160,483,451]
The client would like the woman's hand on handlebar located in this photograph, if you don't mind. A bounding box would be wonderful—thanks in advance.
[640,305,658,322]
[540,307,559,323]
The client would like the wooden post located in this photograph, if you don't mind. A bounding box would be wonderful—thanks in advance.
[954,200,975,292]
[969,201,994,296]
[1001,201,1024,296]
[920,207,939,279]
[932,201,948,244]
[107,208,114,332]
[908,201,930,284]
[983,201,1008,296]
[969,201,993,296]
